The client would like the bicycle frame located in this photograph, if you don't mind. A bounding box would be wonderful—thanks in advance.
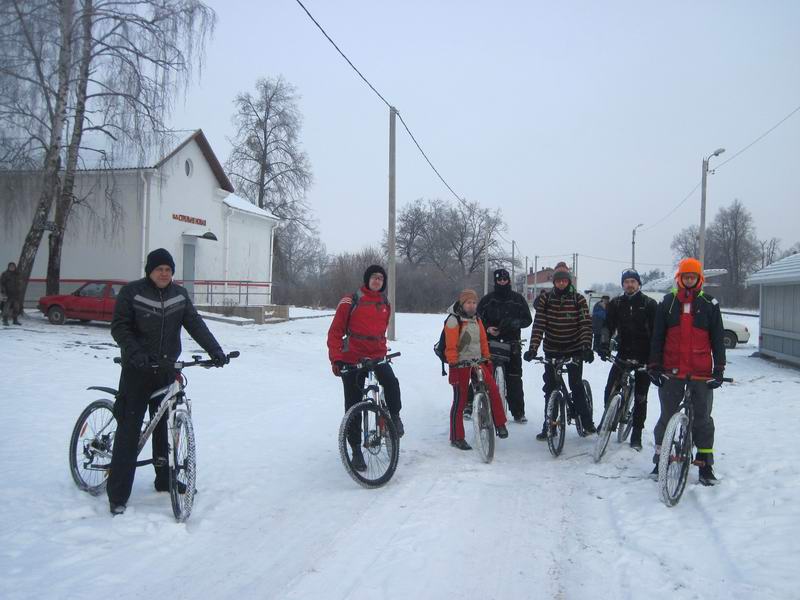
[134,375,190,466]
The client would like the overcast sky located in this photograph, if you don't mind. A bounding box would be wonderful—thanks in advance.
[173,0,800,288]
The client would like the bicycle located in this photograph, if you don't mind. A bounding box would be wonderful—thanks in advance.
[338,352,401,488]
[534,356,594,457]
[68,351,239,522]
[656,372,733,507]
[488,338,526,420]
[593,356,648,463]
[455,358,500,463]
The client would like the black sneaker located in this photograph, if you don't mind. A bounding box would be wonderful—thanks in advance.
[496,425,508,439]
[13,319,21,325]
[451,439,472,451]
[649,464,659,480]
[391,414,404,438]
[350,449,367,472]
[513,415,528,424]
[535,423,548,441]
[630,428,643,451]
[155,480,187,494]
[581,422,597,435]
[698,464,718,486]
[109,502,126,516]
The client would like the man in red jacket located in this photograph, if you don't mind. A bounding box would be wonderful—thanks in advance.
[649,258,726,485]
[328,265,403,471]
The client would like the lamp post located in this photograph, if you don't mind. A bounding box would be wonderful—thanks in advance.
[631,223,644,269]
[699,147,725,266]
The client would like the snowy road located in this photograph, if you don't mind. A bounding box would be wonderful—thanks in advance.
[1,311,798,600]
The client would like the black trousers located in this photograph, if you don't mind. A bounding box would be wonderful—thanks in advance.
[654,378,715,461]
[107,367,174,506]
[603,364,651,430]
[504,348,526,419]
[541,353,592,424]
[341,363,401,448]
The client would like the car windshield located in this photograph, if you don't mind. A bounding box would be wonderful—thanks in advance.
[78,283,106,298]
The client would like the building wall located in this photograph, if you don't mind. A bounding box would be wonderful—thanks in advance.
[760,283,800,365]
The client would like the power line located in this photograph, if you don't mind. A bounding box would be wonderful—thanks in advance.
[579,253,672,268]
[641,181,702,232]
[714,103,800,171]
[294,0,466,206]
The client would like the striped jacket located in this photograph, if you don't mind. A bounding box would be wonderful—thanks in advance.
[528,286,592,355]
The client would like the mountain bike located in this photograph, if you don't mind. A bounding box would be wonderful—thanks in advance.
[534,356,593,457]
[593,356,647,463]
[68,351,239,522]
[338,352,401,488]
[657,372,733,507]
[455,358,499,463]
[488,339,526,420]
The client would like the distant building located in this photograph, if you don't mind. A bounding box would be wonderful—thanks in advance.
[525,267,554,303]
[1,130,279,307]
[747,253,800,367]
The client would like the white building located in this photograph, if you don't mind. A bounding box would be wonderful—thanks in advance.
[1,130,279,307]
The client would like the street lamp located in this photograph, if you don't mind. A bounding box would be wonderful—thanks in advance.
[631,223,644,269]
[699,147,725,266]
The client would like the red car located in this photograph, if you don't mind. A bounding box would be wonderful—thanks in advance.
[38,280,127,325]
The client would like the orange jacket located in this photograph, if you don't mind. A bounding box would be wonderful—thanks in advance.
[444,308,490,365]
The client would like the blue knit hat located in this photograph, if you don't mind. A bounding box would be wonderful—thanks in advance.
[621,269,641,286]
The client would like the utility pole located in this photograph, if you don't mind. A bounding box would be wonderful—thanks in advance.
[483,228,490,296]
[573,253,579,291]
[699,148,725,266]
[388,107,397,341]
[631,223,643,269]
[532,255,538,303]
[524,256,528,296]
[511,241,515,293]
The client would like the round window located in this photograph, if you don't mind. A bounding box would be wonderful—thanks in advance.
[184,158,193,177]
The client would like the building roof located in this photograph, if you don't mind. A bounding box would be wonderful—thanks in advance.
[747,253,800,286]
[223,194,280,222]
[155,130,234,193]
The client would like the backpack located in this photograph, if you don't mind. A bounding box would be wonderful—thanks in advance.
[433,314,461,376]
[342,288,390,352]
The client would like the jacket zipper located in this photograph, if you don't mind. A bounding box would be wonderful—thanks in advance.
[158,288,165,358]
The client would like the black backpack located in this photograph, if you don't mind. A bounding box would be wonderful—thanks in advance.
[433,314,461,376]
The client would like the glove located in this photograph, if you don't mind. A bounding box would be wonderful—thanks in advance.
[523,349,537,362]
[582,348,594,364]
[211,349,229,367]
[331,361,344,377]
[648,364,665,387]
[707,366,725,389]
[500,318,522,331]
[598,346,610,361]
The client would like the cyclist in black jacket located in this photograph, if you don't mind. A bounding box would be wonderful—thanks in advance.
[599,269,657,450]
[107,248,228,515]
[477,268,533,422]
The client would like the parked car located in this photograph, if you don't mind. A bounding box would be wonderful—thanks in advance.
[38,280,126,325]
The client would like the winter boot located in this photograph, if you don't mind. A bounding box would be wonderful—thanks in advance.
[696,452,717,486]
[350,448,367,472]
[109,502,126,516]
[649,450,660,480]
[496,425,508,439]
[513,414,528,424]
[2,319,7,326]
[13,318,21,325]
[630,428,643,451]
[535,421,548,441]
[581,421,597,435]
[155,479,187,494]
[391,413,404,438]
[451,439,472,451]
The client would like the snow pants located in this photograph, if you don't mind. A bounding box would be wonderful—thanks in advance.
[541,354,593,426]
[107,366,174,506]
[341,362,401,449]
[603,363,651,430]
[653,378,715,462]
[503,347,526,420]
[449,363,507,442]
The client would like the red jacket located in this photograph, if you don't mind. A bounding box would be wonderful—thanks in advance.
[327,287,391,364]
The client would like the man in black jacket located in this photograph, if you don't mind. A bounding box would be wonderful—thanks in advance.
[599,269,657,450]
[1,262,22,325]
[107,248,228,515]
[477,268,533,422]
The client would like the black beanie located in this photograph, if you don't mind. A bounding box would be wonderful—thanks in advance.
[621,269,642,286]
[145,248,175,276]
[363,264,387,292]
[494,268,510,283]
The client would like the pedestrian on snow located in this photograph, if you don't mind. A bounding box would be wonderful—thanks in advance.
[327,265,403,471]
[648,258,726,484]
[600,270,657,450]
[591,295,610,353]
[1,262,22,326]
[445,289,508,450]
[107,248,229,515]
[476,268,533,423]
[523,261,597,438]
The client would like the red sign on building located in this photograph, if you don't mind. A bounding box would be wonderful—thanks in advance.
[172,213,207,226]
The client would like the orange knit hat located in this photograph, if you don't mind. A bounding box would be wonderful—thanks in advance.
[676,257,704,288]
[459,289,479,304]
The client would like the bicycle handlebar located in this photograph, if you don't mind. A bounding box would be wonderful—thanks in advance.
[341,352,401,374]
[661,372,734,384]
[114,351,240,370]
[533,356,579,368]
[453,358,490,368]
[606,355,648,371]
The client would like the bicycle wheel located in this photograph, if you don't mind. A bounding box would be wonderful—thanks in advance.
[593,393,622,463]
[170,412,197,522]
[338,401,399,488]
[546,391,566,457]
[616,386,636,443]
[472,390,495,463]
[658,412,692,507]
[69,399,116,495]
[575,380,594,436]
[494,365,508,419]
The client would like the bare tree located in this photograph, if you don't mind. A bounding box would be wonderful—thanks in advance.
[272,221,327,305]
[640,268,666,285]
[226,76,313,226]
[670,224,701,262]
[706,199,760,305]
[781,241,800,258]
[759,237,781,268]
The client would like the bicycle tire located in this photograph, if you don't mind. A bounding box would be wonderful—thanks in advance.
[658,412,692,507]
[338,401,399,488]
[593,393,622,463]
[575,380,594,436]
[472,391,495,463]
[546,391,566,457]
[69,399,116,495]
[617,386,636,443]
[170,412,197,522]
[494,365,508,420]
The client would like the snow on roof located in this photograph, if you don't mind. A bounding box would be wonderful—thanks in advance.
[223,194,280,222]
[747,253,800,286]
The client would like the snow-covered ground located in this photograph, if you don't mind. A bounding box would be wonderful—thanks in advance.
[1,311,798,600]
